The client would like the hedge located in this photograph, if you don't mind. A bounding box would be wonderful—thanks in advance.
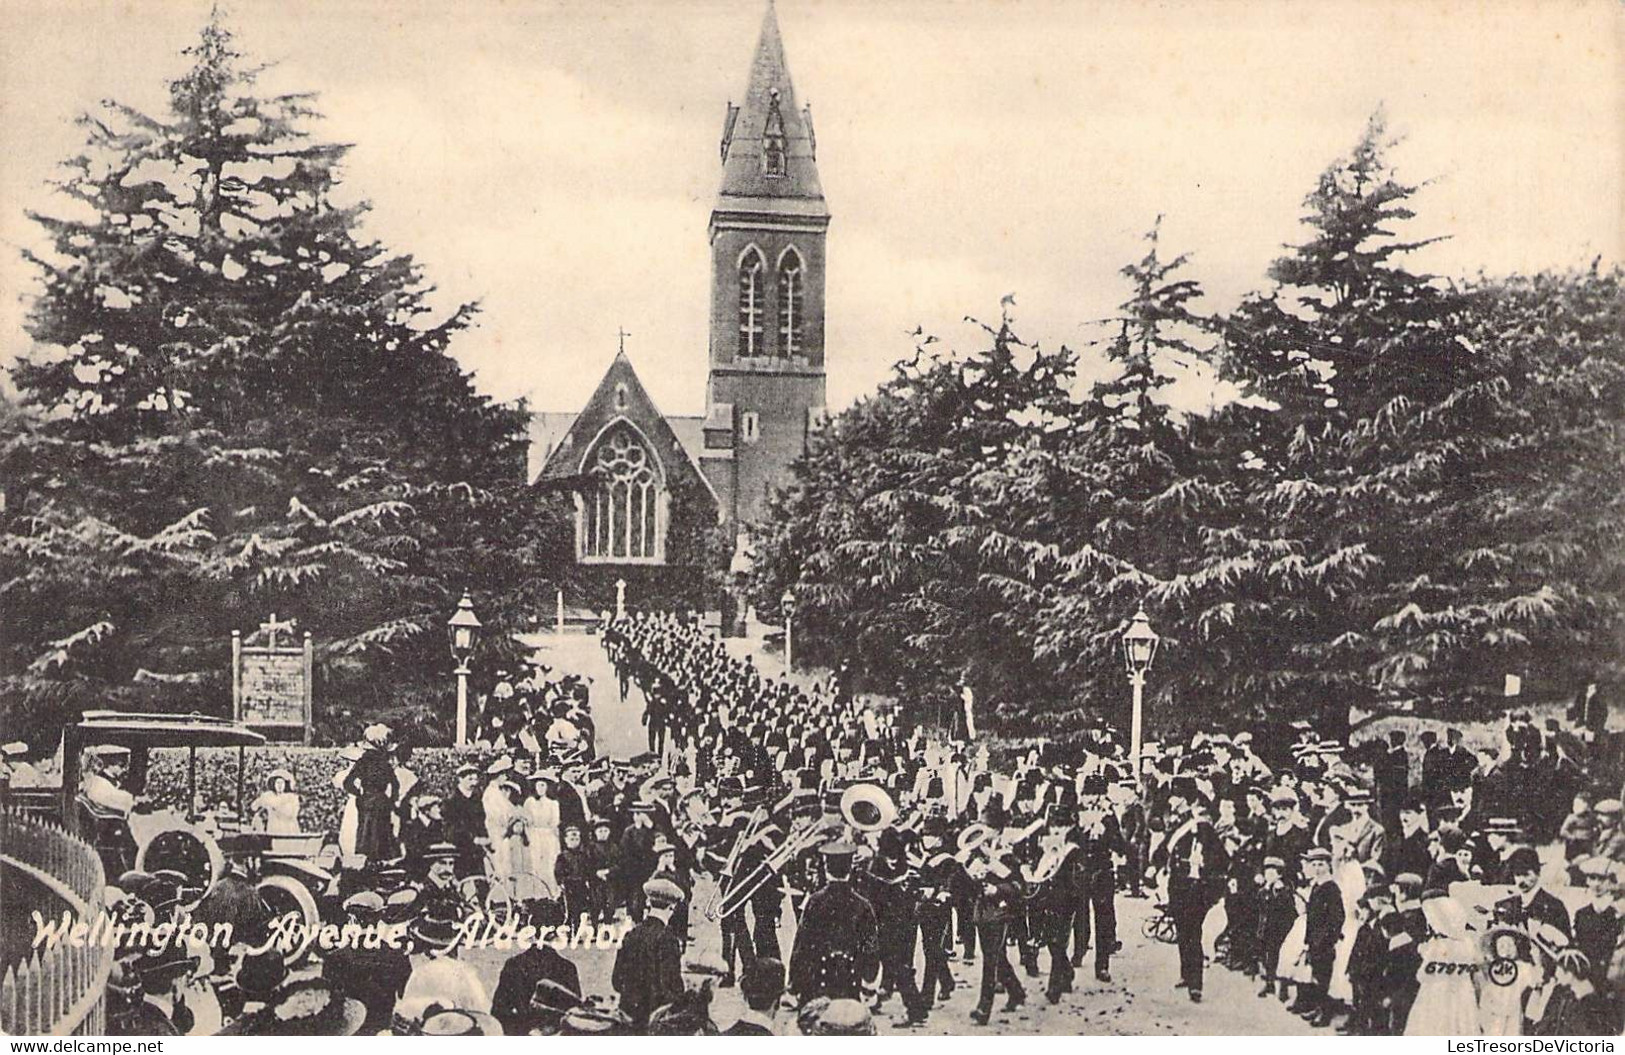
[148,745,506,836]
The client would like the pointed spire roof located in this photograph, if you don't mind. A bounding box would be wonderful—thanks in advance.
[716,1,827,217]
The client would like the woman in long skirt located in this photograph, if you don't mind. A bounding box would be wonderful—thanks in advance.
[523,773,561,889]
[343,743,400,863]
[1404,894,1483,1035]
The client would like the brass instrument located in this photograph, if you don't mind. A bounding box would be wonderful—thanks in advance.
[708,813,839,920]
[697,805,766,920]
[1024,832,1078,888]
[840,783,896,832]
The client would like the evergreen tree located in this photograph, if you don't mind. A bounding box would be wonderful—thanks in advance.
[1,14,571,746]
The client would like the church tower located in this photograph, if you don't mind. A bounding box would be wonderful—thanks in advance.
[701,1,829,526]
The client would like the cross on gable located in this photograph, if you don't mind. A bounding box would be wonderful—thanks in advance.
[617,327,631,356]
[258,613,297,650]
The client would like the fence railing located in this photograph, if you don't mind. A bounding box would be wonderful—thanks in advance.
[0,809,113,1036]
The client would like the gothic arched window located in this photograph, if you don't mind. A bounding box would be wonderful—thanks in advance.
[778,247,804,357]
[581,424,663,562]
[738,247,766,357]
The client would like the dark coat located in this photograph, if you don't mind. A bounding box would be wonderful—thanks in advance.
[1304,878,1345,962]
[442,791,487,855]
[1499,887,1572,940]
[490,945,581,1035]
[722,1019,775,1036]
[788,880,879,999]
[611,916,685,1027]
[1574,904,1623,985]
[1163,818,1228,904]
[343,750,400,860]
[1383,829,1433,882]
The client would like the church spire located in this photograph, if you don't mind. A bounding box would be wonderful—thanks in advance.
[716,1,826,213]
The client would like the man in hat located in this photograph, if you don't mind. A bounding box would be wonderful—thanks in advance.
[1572,857,1622,991]
[418,842,467,921]
[1070,774,1127,982]
[1337,787,1386,867]
[107,959,179,1036]
[80,744,139,874]
[1594,799,1625,861]
[619,802,660,922]
[862,826,929,1025]
[1383,793,1433,882]
[1499,845,1571,940]
[490,897,581,1035]
[441,764,487,879]
[650,831,692,942]
[914,816,959,1005]
[967,837,1026,1025]
[1159,780,1228,1003]
[1376,731,1411,833]
[323,890,412,1032]
[1293,847,1344,1026]
[193,833,271,958]
[612,877,687,1029]
[789,841,880,1004]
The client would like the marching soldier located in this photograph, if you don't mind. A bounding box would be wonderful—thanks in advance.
[968,841,1026,1025]
[863,828,930,1025]
[789,841,880,1002]
[1158,781,1228,1004]
[1070,775,1127,982]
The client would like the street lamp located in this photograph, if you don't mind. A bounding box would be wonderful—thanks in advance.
[448,590,483,748]
[781,588,797,670]
[1122,607,1160,787]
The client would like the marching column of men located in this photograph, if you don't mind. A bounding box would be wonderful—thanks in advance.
[604,612,1625,1035]
[71,607,1625,1036]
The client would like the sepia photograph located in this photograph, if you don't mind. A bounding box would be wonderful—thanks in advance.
[0,0,1621,1039]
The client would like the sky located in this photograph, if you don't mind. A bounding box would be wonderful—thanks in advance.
[0,0,1619,419]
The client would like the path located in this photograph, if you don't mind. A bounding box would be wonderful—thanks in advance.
[521,630,650,761]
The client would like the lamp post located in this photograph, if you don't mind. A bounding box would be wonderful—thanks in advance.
[1122,607,1160,787]
[781,588,796,670]
[448,590,483,748]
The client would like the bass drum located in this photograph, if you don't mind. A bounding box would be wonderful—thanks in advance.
[135,821,225,904]
[256,875,321,966]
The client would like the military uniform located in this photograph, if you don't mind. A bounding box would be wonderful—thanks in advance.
[788,862,880,1001]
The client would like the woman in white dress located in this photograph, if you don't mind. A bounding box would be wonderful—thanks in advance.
[523,773,561,889]
[1404,893,1484,1035]
[249,769,302,835]
[483,770,525,883]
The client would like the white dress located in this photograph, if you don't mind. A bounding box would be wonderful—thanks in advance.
[334,763,359,857]
[524,793,561,888]
[483,783,523,882]
[1404,935,1483,1035]
[250,790,302,835]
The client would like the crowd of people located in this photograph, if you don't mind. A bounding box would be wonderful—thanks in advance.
[76,610,1625,1035]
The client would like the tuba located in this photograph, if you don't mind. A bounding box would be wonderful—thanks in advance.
[840,783,897,832]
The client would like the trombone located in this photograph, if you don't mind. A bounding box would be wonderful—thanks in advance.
[707,813,839,920]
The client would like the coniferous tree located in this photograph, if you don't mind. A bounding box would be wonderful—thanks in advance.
[1,15,572,745]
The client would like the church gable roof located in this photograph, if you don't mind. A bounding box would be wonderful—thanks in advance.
[535,351,717,507]
[716,2,827,215]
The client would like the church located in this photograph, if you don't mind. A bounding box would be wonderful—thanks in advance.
[529,2,830,609]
